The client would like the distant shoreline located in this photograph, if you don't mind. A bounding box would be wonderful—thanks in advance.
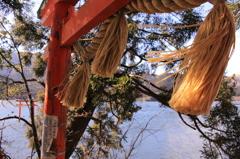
[138,96,240,102]
[233,96,240,101]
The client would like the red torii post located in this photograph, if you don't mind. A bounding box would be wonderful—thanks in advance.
[38,0,132,158]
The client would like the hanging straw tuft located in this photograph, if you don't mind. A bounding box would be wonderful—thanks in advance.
[147,1,235,115]
[57,43,91,108]
[91,10,128,77]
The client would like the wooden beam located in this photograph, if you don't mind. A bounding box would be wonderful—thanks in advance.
[38,0,57,26]
[61,0,132,46]
[39,0,79,26]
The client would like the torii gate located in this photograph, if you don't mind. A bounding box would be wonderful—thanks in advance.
[38,0,132,158]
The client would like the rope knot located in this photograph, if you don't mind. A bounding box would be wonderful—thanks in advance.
[73,42,92,62]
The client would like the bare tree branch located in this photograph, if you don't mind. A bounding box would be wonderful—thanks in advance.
[125,112,161,159]
[192,116,236,158]
[130,74,172,93]
[138,29,170,37]
[0,116,32,127]
[0,21,41,157]
[0,74,45,88]
[132,77,170,106]
[178,112,196,130]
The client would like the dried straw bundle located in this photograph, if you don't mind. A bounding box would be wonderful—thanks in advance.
[57,43,91,108]
[60,62,90,108]
[147,2,235,115]
[91,10,128,77]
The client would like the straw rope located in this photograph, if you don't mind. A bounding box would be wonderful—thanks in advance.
[147,1,235,115]
[56,42,93,108]
[91,10,128,77]
[84,0,210,61]
[126,0,208,13]
[82,0,211,78]
[87,0,210,78]
[57,11,128,107]
[60,0,236,116]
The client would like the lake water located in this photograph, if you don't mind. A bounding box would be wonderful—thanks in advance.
[0,100,239,159]
[0,100,41,158]
[118,101,204,159]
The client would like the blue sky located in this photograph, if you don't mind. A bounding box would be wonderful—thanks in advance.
[226,31,240,75]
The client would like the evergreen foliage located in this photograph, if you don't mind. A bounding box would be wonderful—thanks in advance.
[227,0,240,30]
[200,76,240,158]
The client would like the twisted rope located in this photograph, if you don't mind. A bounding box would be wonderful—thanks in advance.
[60,0,235,117]
[83,0,210,61]
[126,0,208,13]
[147,1,235,115]
[91,10,128,77]
[57,42,92,108]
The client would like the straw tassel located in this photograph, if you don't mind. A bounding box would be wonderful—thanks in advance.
[57,43,91,108]
[147,1,235,115]
[91,10,128,77]
[60,62,90,108]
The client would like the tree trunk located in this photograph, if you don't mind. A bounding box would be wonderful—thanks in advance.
[65,92,97,159]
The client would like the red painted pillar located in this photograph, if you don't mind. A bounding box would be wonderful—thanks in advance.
[41,2,73,159]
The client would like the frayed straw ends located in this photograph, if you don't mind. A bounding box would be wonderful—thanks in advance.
[147,3,235,115]
[91,10,128,77]
[58,62,91,108]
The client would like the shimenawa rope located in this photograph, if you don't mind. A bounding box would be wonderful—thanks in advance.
[58,0,235,116]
